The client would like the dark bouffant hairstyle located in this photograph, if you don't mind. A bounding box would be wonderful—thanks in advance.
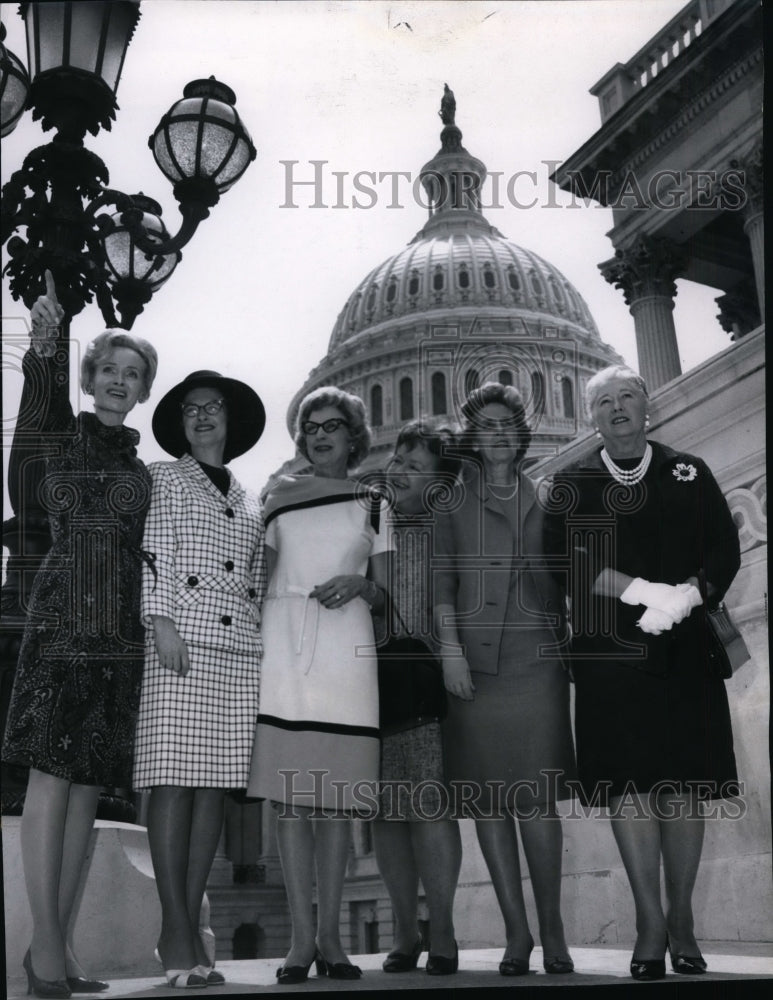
[460,381,533,467]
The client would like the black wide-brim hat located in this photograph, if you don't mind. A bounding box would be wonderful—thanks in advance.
[152,370,266,462]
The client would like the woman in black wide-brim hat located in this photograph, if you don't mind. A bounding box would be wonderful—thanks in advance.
[132,370,266,989]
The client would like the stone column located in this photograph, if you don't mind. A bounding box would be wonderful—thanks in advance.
[599,236,686,390]
[733,144,764,319]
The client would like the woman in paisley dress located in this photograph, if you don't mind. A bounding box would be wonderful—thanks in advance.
[3,271,158,997]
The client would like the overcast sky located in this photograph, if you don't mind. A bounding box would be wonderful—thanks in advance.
[2,0,731,496]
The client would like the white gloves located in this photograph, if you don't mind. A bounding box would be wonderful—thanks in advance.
[621,578,702,623]
[637,607,676,635]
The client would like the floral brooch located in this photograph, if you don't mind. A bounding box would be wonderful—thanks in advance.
[672,462,698,482]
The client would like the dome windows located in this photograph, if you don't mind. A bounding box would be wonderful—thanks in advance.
[531,371,545,416]
[408,270,420,297]
[399,377,414,421]
[464,368,480,397]
[371,384,383,427]
[431,372,448,415]
[432,267,445,292]
[483,264,497,289]
[458,264,470,289]
[560,376,574,419]
[386,277,398,303]
[549,276,566,314]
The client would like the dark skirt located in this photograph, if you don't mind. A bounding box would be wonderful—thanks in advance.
[573,656,738,806]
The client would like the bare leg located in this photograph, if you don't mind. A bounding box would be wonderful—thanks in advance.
[475,816,532,960]
[22,770,71,980]
[609,793,667,959]
[314,813,353,964]
[275,805,316,968]
[517,809,570,961]
[372,821,420,953]
[58,783,101,978]
[659,793,705,956]
[186,789,225,967]
[412,819,461,958]
[147,785,199,971]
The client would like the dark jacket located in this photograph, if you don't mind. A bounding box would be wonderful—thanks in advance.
[542,441,741,675]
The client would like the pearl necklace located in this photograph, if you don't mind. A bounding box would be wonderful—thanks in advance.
[487,481,519,501]
[600,443,652,485]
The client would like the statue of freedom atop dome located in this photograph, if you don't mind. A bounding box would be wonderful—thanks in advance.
[439,84,456,125]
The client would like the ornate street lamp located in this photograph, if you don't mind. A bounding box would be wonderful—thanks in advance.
[0,2,258,818]
[20,0,141,137]
[96,194,181,328]
[0,22,30,137]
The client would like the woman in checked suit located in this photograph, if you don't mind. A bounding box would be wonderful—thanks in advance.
[132,370,266,988]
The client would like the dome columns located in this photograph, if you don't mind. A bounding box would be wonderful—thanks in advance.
[600,235,686,390]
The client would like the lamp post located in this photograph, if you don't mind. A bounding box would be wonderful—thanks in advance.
[0,1,257,817]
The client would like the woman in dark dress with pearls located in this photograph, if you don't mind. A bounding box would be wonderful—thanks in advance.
[543,364,741,981]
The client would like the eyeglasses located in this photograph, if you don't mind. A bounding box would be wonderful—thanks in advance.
[302,418,349,435]
[181,398,225,418]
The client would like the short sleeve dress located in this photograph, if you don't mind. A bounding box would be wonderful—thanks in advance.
[247,475,391,812]
[3,348,152,787]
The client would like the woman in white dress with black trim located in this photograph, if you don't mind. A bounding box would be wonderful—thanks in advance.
[247,386,392,984]
[132,370,266,989]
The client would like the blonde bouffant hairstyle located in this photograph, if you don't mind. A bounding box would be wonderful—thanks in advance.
[81,330,158,403]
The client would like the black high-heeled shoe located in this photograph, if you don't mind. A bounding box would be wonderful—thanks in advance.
[65,977,109,993]
[543,956,574,974]
[426,940,458,976]
[630,956,666,980]
[23,950,72,999]
[383,937,423,972]
[499,937,533,977]
[275,955,315,984]
[315,952,362,979]
[668,944,707,975]
[630,935,667,980]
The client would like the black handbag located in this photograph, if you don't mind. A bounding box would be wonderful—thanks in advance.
[376,602,448,734]
[705,602,751,679]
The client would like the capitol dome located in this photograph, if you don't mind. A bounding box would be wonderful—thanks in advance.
[329,230,601,351]
[287,89,621,472]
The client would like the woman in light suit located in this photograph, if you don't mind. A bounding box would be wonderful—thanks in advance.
[434,382,576,977]
[132,370,266,988]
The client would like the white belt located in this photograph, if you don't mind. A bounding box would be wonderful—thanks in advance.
[266,586,319,674]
